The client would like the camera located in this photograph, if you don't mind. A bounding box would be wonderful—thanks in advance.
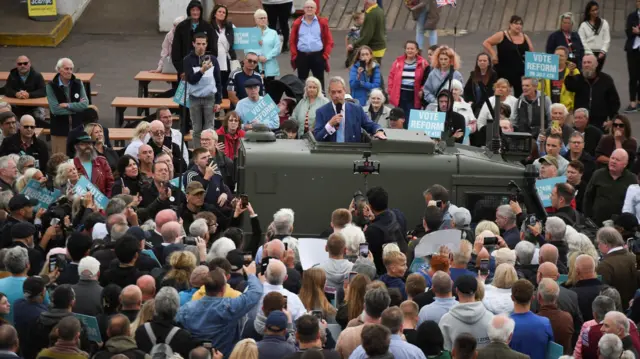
[353,151,380,175]
[483,237,498,245]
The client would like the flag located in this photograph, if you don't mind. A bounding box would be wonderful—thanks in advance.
[436,0,457,7]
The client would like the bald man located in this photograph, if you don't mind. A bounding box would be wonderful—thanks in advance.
[568,254,604,322]
[0,324,19,355]
[584,148,636,225]
[5,55,46,122]
[154,221,185,266]
[262,259,306,320]
[263,239,302,294]
[136,275,156,302]
[119,285,142,322]
[138,144,154,179]
[145,209,178,247]
[0,114,49,174]
[147,120,186,176]
[538,243,568,274]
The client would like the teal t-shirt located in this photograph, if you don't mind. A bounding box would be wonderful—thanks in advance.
[0,276,50,324]
[82,161,93,181]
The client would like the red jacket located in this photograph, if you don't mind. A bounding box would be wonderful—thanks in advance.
[387,54,429,109]
[289,15,334,72]
[216,127,246,160]
[73,156,114,198]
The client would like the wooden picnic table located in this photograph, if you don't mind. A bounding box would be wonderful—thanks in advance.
[111,97,231,127]
[0,72,95,104]
[34,127,192,144]
[2,97,48,107]
[134,71,178,98]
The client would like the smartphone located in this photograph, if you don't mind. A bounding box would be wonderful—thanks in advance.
[552,120,561,130]
[284,242,289,251]
[359,243,369,257]
[240,194,249,209]
[346,271,358,284]
[260,256,271,275]
[203,55,211,63]
[242,252,253,266]
[483,237,498,245]
[49,257,57,272]
[480,259,490,276]
[282,295,288,310]
[501,196,510,205]
[50,218,60,226]
[359,60,366,68]
[311,310,324,321]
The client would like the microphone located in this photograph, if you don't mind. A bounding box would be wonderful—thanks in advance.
[335,102,343,129]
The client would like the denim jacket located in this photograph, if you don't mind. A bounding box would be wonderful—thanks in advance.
[176,275,263,357]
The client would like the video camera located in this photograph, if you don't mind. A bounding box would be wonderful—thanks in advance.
[353,151,380,175]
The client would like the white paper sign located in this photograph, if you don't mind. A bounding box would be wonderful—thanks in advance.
[298,238,329,270]
[413,229,462,258]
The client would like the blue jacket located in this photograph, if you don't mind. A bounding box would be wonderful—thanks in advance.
[176,274,263,358]
[184,51,223,103]
[246,27,281,77]
[313,102,382,142]
[257,335,297,359]
[379,274,407,300]
[349,63,381,107]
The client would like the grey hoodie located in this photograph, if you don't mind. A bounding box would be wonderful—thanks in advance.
[317,259,354,290]
[438,301,494,351]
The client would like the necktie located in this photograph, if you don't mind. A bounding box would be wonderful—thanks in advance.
[336,113,345,143]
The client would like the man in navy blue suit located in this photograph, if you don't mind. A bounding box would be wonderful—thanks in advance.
[313,76,387,143]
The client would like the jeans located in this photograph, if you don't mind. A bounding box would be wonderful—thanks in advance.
[416,8,438,50]
[190,94,215,146]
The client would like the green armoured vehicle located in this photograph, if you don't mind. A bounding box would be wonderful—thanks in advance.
[235,128,545,237]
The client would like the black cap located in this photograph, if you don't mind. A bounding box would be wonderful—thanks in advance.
[244,78,261,88]
[454,274,478,295]
[72,131,95,147]
[11,222,36,239]
[126,226,150,241]
[8,194,39,212]
[226,249,244,271]
[389,107,405,121]
[615,213,639,231]
[23,276,46,299]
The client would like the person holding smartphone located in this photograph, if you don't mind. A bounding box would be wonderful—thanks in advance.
[184,33,223,147]
[348,46,381,107]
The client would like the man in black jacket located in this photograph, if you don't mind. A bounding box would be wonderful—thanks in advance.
[0,115,49,175]
[564,55,620,129]
[171,1,215,80]
[4,56,46,123]
[148,120,187,177]
[550,183,582,227]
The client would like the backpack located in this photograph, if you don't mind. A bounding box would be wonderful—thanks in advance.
[373,210,408,254]
[144,323,180,359]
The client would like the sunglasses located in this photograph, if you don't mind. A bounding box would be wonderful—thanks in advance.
[17,62,29,66]
[613,123,625,128]
[22,125,36,129]
[246,59,258,64]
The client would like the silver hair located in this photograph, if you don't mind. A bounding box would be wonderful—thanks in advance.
[538,278,559,304]
[55,58,74,72]
[254,9,267,18]
[550,103,569,117]
[569,131,585,141]
[521,77,539,87]
[432,271,452,295]
[448,79,464,92]
[487,314,515,343]
[207,237,236,262]
[0,191,13,212]
[273,208,294,235]
[559,12,574,26]
[605,311,630,335]
[304,77,325,99]
[0,156,14,170]
[189,218,208,238]
[600,286,623,311]
[154,286,181,320]
[496,205,516,225]
[111,223,130,241]
[17,155,36,174]
[328,76,347,90]
[597,227,625,248]
[4,246,28,274]
[106,198,127,217]
[545,217,566,242]
[599,334,625,359]
[368,89,387,104]
[592,295,616,322]
[574,108,589,118]
[494,247,516,266]
[55,161,76,187]
[265,259,287,285]
[201,129,218,142]
[0,103,11,111]
[515,241,535,265]
[339,224,366,255]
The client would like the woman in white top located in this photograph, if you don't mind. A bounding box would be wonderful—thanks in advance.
[363,89,392,128]
[482,263,518,314]
[124,121,151,159]
[578,1,610,72]
[476,78,518,131]
[449,79,477,132]
[290,76,330,137]
[210,5,238,98]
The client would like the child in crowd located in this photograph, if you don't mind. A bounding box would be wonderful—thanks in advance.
[278,98,296,127]
[275,119,300,139]
[380,251,408,300]
[345,11,365,68]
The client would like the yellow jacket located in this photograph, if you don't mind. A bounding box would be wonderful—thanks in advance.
[538,67,580,112]
[191,283,241,301]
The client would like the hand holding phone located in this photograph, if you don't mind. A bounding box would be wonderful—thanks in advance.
[479,259,490,276]
[359,243,369,257]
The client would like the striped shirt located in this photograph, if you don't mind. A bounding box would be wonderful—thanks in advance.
[401,60,417,91]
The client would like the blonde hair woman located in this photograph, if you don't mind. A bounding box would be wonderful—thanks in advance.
[229,338,258,359]
[482,263,518,314]
[85,122,119,172]
[476,78,518,131]
[290,76,329,137]
[475,220,500,236]
[422,46,464,105]
[124,121,151,159]
[15,168,46,193]
[162,251,197,292]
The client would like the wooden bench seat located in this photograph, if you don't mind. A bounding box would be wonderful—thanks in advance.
[112,97,230,127]
[0,72,95,104]
[123,115,180,121]
[34,127,192,143]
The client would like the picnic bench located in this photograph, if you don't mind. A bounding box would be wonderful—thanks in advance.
[2,97,48,107]
[111,97,230,127]
[34,127,192,146]
[134,71,178,98]
[0,72,96,104]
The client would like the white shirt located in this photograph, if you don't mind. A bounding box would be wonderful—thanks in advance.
[261,283,306,320]
[623,185,640,223]
[124,134,151,159]
[217,28,230,72]
[482,285,515,314]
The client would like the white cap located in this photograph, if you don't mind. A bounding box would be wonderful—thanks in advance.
[78,256,100,279]
[92,223,108,240]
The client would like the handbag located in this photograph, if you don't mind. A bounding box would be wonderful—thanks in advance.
[161,57,177,74]
[229,59,241,73]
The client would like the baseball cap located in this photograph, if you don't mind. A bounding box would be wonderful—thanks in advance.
[244,78,261,88]
[11,222,37,239]
[539,155,559,169]
[454,274,478,295]
[23,276,46,299]
[389,108,405,121]
[78,256,100,279]
[615,213,639,231]
[226,249,244,271]
[265,310,288,332]
[8,194,39,212]
[186,181,206,196]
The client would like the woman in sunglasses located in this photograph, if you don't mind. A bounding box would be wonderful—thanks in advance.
[594,114,636,168]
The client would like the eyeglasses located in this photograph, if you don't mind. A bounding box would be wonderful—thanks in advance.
[17,62,29,66]
[613,123,625,128]
[570,141,583,145]
[151,130,165,136]
[246,59,258,64]
[22,125,35,129]
[228,119,240,123]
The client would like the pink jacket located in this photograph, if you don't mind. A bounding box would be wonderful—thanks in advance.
[156,29,176,71]
[387,54,428,109]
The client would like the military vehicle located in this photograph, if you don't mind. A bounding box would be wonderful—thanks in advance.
[235,124,546,237]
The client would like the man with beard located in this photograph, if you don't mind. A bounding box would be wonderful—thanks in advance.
[565,54,620,130]
[0,156,18,194]
[147,120,186,176]
[72,132,114,198]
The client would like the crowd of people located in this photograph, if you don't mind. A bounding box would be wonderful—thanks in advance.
[0,0,639,359]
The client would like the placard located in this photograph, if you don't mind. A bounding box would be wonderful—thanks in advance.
[244,94,279,130]
[173,81,191,108]
[28,0,57,19]
[535,176,567,207]
[20,180,60,212]
[525,52,560,80]
[298,238,329,270]
[408,110,446,139]
[413,229,462,258]
[73,313,102,343]
[73,176,108,210]
[233,28,262,50]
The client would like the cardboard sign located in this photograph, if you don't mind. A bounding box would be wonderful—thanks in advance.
[233,28,262,50]
[244,94,279,129]
[413,229,462,258]
[73,176,108,210]
[298,238,329,270]
[28,0,57,19]
[169,177,186,193]
[535,176,567,207]
[20,180,60,212]
[525,52,560,80]
[408,110,446,139]
[73,313,102,343]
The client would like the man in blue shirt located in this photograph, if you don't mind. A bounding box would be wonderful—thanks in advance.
[235,78,279,131]
[509,279,554,359]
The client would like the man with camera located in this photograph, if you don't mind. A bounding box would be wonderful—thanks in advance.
[184,33,222,147]
[182,148,232,218]
[139,161,184,215]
